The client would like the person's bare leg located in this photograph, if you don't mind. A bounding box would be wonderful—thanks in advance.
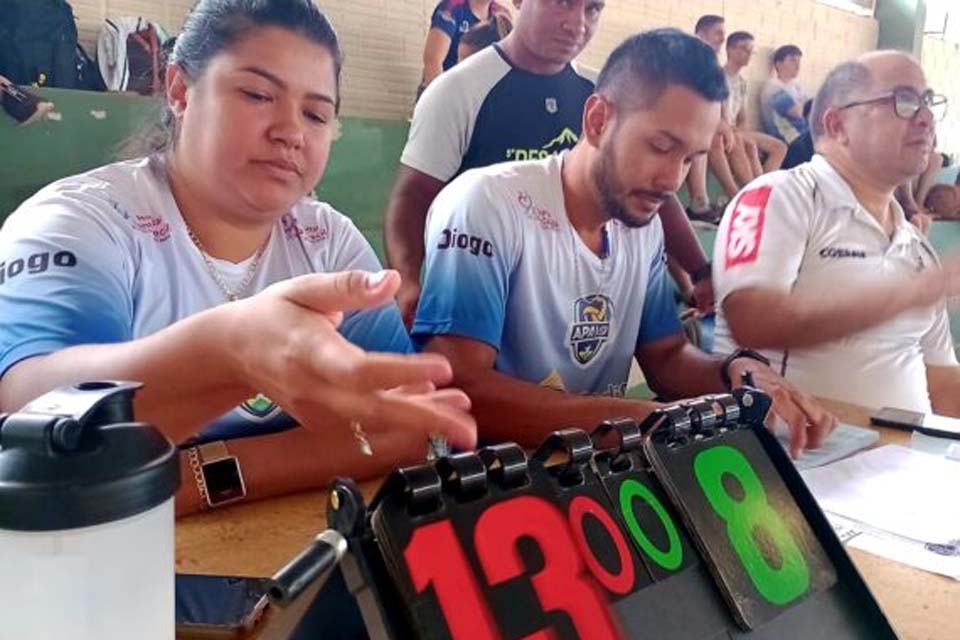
[915,148,944,208]
[726,134,757,187]
[743,130,787,172]
[743,137,763,178]
[687,155,712,213]
[708,135,741,199]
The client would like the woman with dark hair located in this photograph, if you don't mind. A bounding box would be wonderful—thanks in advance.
[0,0,475,515]
[420,0,505,90]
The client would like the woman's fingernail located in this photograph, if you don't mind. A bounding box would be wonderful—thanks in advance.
[366,270,389,289]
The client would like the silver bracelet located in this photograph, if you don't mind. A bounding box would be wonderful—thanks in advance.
[185,446,210,510]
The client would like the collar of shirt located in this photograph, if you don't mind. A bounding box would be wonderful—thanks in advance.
[808,154,921,250]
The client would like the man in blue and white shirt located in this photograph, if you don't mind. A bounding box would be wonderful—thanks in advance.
[387,0,715,326]
[414,30,835,455]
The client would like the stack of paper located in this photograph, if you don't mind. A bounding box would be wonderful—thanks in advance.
[800,445,960,580]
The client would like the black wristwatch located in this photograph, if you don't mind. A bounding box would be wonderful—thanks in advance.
[720,348,771,390]
[691,261,712,284]
[187,441,247,509]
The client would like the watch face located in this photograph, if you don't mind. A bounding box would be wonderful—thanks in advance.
[201,457,246,507]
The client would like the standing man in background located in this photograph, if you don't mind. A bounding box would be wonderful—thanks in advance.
[387,0,716,325]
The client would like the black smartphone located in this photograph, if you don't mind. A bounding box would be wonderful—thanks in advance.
[870,407,960,440]
[176,573,271,639]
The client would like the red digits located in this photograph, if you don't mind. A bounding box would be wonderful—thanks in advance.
[404,519,502,640]
[568,496,636,595]
[474,496,622,640]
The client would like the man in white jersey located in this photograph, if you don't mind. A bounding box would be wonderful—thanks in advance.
[714,52,960,414]
[386,0,717,325]
[415,30,835,455]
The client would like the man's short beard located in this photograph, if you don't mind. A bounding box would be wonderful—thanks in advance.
[591,142,655,229]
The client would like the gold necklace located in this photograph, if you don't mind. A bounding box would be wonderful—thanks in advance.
[184,222,268,302]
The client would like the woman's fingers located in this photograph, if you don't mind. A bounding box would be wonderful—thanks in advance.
[277,270,402,315]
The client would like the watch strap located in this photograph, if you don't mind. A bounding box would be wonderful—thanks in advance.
[720,348,771,391]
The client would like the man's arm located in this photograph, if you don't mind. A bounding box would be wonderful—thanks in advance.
[425,334,659,446]
[637,332,836,457]
[659,196,713,312]
[659,195,710,273]
[384,166,447,324]
[421,28,452,87]
[927,365,960,417]
[722,259,960,350]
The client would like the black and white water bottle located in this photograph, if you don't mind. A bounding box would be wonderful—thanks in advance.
[0,381,180,639]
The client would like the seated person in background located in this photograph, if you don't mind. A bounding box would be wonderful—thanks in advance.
[925,182,960,220]
[714,51,960,415]
[914,142,944,209]
[721,32,787,178]
[0,0,476,516]
[387,0,717,324]
[781,99,814,169]
[686,14,728,222]
[420,0,504,91]
[761,45,808,143]
[414,29,835,457]
[0,74,54,125]
[457,13,513,62]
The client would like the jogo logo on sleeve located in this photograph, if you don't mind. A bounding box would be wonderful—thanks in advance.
[0,250,78,285]
[437,228,494,258]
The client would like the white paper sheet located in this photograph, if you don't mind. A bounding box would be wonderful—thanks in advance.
[801,445,960,546]
[825,512,960,581]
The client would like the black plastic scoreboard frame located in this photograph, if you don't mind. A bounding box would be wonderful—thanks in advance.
[324,388,899,640]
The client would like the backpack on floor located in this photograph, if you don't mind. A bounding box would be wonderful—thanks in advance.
[98,17,167,95]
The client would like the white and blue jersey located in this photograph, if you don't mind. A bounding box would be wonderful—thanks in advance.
[0,158,410,442]
[413,154,683,396]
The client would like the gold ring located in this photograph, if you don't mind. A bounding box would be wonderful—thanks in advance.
[351,419,373,456]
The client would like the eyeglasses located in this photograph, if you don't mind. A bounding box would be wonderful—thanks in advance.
[837,88,947,122]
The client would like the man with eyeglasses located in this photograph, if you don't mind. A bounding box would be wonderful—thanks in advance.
[713,51,960,416]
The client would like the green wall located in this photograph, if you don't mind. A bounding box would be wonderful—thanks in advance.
[0,87,409,258]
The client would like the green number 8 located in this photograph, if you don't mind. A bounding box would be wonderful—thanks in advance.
[694,445,810,605]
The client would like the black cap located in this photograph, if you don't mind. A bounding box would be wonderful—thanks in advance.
[0,382,180,531]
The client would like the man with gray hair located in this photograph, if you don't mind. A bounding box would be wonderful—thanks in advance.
[712,51,960,415]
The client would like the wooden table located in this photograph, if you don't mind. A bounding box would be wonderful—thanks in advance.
[176,399,960,639]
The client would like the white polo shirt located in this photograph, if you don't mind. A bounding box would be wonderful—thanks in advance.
[713,154,957,412]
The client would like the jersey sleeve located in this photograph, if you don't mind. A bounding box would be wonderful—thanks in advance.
[401,49,510,182]
[399,63,478,182]
[324,212,413,355]
[412,174,518,350]
[920,302,959,367]
[0,195,133,377]
[429,3,458,39]
[769,89,798,117]
[636,240,683,346]
[713,177,811,307]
